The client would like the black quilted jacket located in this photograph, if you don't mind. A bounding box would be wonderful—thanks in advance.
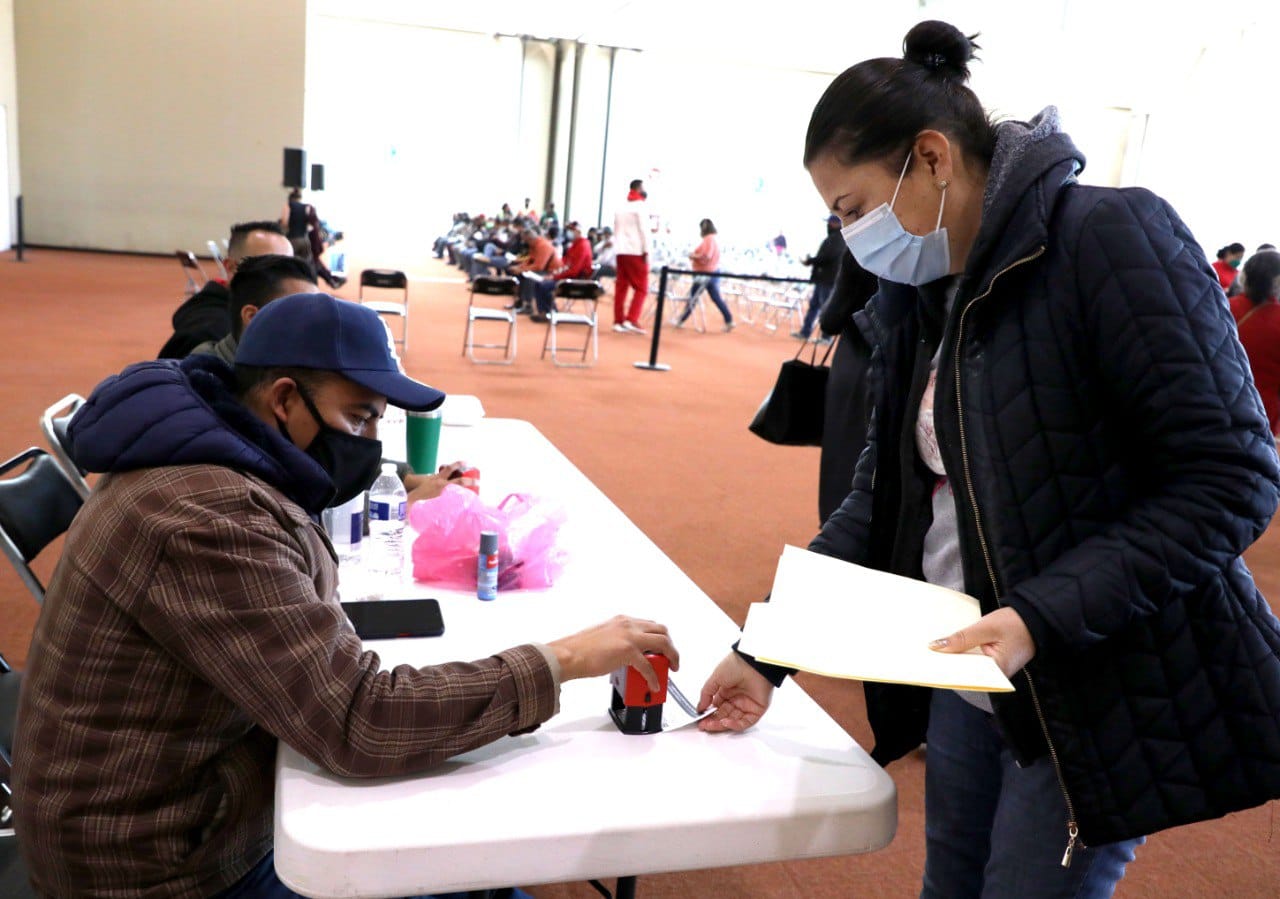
[808,110,1280,849]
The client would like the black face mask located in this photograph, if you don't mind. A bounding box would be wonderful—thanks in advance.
[282,385,384,506]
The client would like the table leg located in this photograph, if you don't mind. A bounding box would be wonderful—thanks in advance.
[616,876,637,899]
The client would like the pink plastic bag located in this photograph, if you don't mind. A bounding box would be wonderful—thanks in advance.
[409,485,567,591]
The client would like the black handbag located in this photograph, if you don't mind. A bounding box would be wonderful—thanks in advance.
[748,338,836,446]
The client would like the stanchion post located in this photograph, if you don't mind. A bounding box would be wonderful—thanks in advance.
[15,195,24,262]
[633,264,671,372]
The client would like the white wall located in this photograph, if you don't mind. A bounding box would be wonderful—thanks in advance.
[14,0,306,254]
[0,0,18,250]
[303,12,531,262]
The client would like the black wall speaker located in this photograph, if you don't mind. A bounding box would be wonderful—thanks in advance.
[310,163,325,192]
[283,147,307,188]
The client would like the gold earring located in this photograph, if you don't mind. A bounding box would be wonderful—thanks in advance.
[938,179,949,190]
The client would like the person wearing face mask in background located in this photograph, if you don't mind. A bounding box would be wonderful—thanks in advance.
[14,293,680,898]
[1212,242,1246,292]
[699,20,1280,899]
[529,220,595,322]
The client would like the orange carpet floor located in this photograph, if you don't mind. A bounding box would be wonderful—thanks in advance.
[0,248,1276,897]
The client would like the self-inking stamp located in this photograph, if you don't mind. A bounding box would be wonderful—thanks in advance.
[608,652,670,734]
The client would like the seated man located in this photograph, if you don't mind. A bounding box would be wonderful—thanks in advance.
[158,221,293,358]
[510,225,561,313]
[188,253,317,364]
[13,293,678,898]
[468,219,527,281]
[531,221,595,322]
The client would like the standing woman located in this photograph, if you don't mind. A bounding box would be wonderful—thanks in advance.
[280,188,309,243]
[698,20,1280,898]
[677,218,735,331]
[1230,249,1280,434]
[1212,242,1246,292]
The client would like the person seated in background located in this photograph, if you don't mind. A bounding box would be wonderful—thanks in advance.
[451,214,489,272]
[594,226,617,278]
[468,218,527,282]
[433,213,471,258]
[13,292,679,898]
[158,221,292,359]
[510,224,561,313]
[530,221,595,322]
[188,254,318,365]
[1230,249,1280,434]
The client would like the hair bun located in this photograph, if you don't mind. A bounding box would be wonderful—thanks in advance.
[903,20,979,82]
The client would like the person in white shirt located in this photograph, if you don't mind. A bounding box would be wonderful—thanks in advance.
[611,179,651,334]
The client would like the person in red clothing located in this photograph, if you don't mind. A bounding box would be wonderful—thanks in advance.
[531,221,595,320]
[1212,242,1245,292]
[612,179,651,334]
[1230,249,1280,434]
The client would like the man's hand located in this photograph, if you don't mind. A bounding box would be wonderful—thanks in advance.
[547,616,678,690]
[403,461,477,505]
[697,652,775,733]
[930,607,1036,677]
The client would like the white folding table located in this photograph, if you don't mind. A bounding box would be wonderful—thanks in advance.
[274,418,896,898]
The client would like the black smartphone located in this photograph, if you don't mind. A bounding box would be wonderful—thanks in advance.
[340,598,445,640]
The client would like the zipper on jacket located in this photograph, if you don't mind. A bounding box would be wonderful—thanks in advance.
[952,246,1082,866]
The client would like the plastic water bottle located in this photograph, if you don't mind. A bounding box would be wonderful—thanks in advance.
[367,463,407,586]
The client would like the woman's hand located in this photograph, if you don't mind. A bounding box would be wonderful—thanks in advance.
[403,461,477,505]
[698,652,775,733]
[930,607,1036,677]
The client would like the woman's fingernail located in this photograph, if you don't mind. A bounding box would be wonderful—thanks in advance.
[930,638,949,649]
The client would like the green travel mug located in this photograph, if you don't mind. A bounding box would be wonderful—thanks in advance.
[406,409,442,475]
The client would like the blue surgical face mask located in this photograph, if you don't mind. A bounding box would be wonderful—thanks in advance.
[840,153,951,286]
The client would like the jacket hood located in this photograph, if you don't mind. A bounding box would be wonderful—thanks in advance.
[69,356,336,514]
[965,106,1086,287]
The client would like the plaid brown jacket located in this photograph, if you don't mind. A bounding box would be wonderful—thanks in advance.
[13,465,557,897]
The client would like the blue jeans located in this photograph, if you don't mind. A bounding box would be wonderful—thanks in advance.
[799,281,832,338]
[679,274,732,324]
[533,278,559,314]
[216,850,528,899]
[921,690,1143,899]
[470,244,511,280]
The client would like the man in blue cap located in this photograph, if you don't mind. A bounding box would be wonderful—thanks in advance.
[14,293,678,898]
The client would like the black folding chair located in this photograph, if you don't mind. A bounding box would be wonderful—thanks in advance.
[0,448,85,604]
[0,653,32,897]
[464,276,519,365]
[542,280,603,367]
[358,269,410,353]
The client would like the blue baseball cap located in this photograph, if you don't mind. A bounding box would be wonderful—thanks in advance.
[235,293,445,411]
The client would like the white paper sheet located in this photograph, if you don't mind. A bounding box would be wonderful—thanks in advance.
[738,545,1014,692]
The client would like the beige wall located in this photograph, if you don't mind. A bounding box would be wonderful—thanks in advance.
[14,0,306,254]
[0,0,18,249]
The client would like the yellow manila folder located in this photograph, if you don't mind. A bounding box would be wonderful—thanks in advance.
[737,545,1014,692]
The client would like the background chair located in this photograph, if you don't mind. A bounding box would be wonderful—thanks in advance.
[0,653,33,898]
[0,448,85,605]
[464,276,519,365]
[542,280,602,368]
[206,240,229,281]
[174,250,207,297]
[358,269,410,353]
[39,394,90,500]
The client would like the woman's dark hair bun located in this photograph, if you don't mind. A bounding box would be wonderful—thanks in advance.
[903,20,979,82]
